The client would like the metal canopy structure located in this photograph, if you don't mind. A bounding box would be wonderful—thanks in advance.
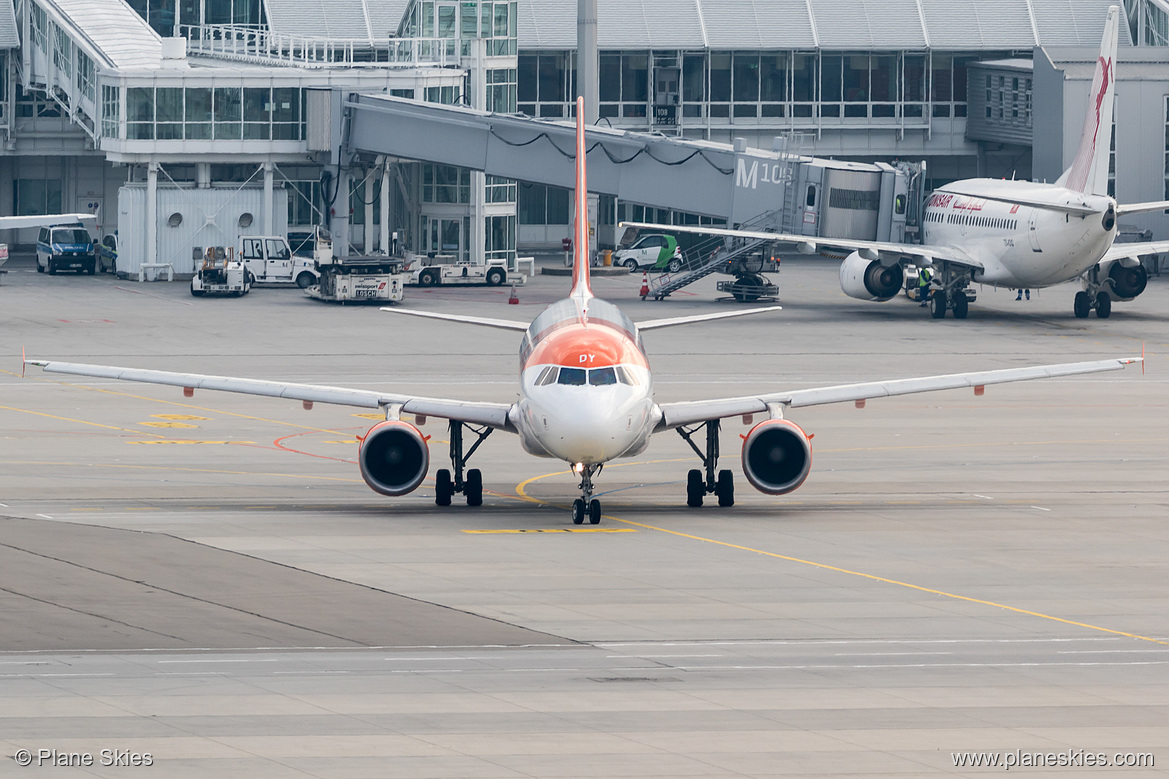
[346,94,805,224]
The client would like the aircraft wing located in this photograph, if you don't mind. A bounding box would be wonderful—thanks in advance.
[1100,240,1169,263]
[24,360,514,430]
[619,221,983,270]
[0,213,98,230]
[657,358,1140,429]
[1116,201,1169,216]
[380,307,530,332]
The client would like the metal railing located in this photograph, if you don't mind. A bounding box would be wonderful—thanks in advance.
[178,25,460,68]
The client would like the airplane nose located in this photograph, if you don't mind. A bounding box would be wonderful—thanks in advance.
[547,404,638,463]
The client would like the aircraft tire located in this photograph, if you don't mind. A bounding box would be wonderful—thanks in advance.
[1095,291,1112,319]
[952,291,969,319]
[716,469,734,507]
[465,468,483,506]
[686,469,704,507]
[1073,291,1091,318]
[930,290,947,319]
[435,469,453,506]
[588,500,601,524]
[571,498,586,524]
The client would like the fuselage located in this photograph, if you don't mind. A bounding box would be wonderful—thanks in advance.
[921,179,1117,288]
[510,296,660,465]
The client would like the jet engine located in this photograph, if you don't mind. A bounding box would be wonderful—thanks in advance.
[1106,260,1148,301]
[741,419,813,495]
[358,420,429,496]
[838,252,904,301]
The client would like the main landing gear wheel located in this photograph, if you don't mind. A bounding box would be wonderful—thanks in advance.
[588,500,602,524]
[678,420,736,509]
[716,469,735,507]
[435,469,453,506]
[434,421,492,508]
[465,468,483,506]
[571,499,586,525]
[1073,290,1091,319]
[686,469,704,507]
[952,291,969,320]
[930,290,947,319]
[1095,291,1112,319]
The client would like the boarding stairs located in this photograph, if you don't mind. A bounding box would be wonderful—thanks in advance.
[647,212,781,300]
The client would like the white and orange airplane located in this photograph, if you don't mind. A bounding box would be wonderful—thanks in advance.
[26,98,1142,523]
[625,6,1169,321]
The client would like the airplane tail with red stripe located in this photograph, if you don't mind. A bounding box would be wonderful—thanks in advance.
[1056,5,1119,195]
[570,96,593,302]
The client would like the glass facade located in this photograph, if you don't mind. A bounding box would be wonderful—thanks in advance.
[112,85,304,142]
[518,49,997,130]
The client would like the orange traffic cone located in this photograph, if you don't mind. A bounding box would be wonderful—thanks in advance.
[508,283,519,304]
[639,271,649,300]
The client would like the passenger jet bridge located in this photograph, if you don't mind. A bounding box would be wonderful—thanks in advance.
[343,94,807,229]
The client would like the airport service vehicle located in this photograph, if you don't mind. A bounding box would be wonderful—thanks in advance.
[98,233,118,274]
[190,248,250,297]
[407,254,511,287]
[36,225,98,275]
[624,7,1169,321]
[26,98,1143,524]
[305,256,406,304]
[239,235,320,288]
[614,234,684,273]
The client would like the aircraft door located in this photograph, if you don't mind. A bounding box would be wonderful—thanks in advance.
[1028,209,1042,252]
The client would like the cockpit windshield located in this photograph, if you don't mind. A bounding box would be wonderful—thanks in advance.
[588,367,617,386]
[538,365,640,387]
[556,367,587,386]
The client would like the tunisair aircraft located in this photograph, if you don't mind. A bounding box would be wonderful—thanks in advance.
[26,97,1142,523]
[624,6,1169,321]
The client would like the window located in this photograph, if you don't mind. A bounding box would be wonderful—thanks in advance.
[557,367,586,386]
[243,87,270,140]
[127,87,155,140]
[589,367,617,386]
[535,366,558,386]
[271,87,300,140]
[214,87,242,139]
[101,85,120,139]
[155,87,183,140]
[185,88,212,140]
[17,179,63,215]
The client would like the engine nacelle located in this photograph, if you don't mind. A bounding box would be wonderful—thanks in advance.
[1106,260,1148,301]
[741,419,813,496]
[358,420,429,496]
[839,252,904,301]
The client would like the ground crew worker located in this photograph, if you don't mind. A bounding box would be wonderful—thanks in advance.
[918,267,932,307]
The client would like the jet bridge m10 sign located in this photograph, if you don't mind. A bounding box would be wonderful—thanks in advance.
[341,94,915,239]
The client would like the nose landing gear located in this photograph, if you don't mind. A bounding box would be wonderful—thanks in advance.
[676,420,735,508]
[571,463,603,525]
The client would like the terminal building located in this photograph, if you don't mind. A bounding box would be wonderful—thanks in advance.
[1,0,1166,275]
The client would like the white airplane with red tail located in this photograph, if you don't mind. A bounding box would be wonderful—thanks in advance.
[625,6,1168,321]
[26,98,1142,523]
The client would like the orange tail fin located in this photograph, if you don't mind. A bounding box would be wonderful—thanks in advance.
[570,96,593,301]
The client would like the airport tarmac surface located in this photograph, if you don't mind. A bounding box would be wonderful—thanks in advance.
[2,252,1167,777]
